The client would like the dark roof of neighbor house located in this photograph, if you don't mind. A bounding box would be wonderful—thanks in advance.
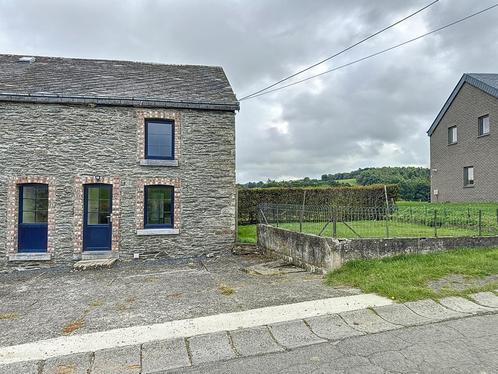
[427,73,498,136]
[0,54,239,111]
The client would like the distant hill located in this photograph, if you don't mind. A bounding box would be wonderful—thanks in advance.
[240,166,430,201]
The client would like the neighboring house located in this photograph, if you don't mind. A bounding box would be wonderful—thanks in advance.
[0,54,239,268]
[428,73,498,202]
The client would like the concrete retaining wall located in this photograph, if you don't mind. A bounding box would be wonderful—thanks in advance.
[257,224,498,273]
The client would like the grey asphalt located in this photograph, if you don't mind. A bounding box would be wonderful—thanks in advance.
[0,254,359,346]
[171,314,498,374]
[2,294,497,373]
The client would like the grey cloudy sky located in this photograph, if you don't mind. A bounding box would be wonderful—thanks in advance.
[1,0,497,182]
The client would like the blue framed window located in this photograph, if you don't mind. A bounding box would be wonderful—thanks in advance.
[144,185,174,228]
[18,183,49,253]
[19,184,48,224]
[145,119,174,160]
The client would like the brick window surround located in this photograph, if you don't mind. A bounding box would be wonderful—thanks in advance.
[136,110,181,162]
[136,178,181,230]
[6,176,56,255]
[73,176,121,254]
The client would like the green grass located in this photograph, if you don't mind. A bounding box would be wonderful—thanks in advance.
[237,225,257,244]
[398,200,498,210]
[336,178,357,185]
[237,201,498,243]
[326,247,498,302]
[238,220,477,243]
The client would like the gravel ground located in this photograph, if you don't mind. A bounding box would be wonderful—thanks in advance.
[0,253,359,346]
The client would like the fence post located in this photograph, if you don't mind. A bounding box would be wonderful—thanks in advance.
[276,206,279,228]
[333,208,337,238]
[299,190,306,233]
[478,210,482,236]
[384,207,389,238]
[434,209,438,237]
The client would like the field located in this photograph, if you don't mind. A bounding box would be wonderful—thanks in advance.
[237,201,498,243]
[326,247,498,301]
[336,178,357,185]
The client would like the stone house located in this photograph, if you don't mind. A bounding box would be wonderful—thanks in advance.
[0,54,239,268]
[428,73,498,202]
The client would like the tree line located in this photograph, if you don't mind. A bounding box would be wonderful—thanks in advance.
[240,166,430,201]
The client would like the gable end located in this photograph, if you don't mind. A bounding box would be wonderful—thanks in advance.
[427,74,498,136]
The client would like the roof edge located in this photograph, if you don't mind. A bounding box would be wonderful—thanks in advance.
[0,93,240,112]
[427,74,498,136]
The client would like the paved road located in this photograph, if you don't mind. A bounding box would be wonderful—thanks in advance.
[173,314,498,374]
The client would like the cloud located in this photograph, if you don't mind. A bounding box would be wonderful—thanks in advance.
[0,0,497,182]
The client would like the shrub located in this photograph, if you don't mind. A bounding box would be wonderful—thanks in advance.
[238,184,399,224]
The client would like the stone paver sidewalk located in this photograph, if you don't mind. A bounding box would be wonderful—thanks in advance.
[1,292,497,373]
[176,314,498,374]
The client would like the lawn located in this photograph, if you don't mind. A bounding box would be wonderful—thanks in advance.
[237,201,498,243]
[237,224,257,244]
[326,247,498,302]
[237,221,477,243]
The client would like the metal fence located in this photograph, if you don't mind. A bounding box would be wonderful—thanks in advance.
[258,203,498,239]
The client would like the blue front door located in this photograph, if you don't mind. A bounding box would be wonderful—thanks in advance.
[18,184,49,253]
[83,184,112,251]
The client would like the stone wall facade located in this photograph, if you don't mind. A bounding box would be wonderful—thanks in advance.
[257,224,498,273]
[430,83,498,202]
[0,102,236,268]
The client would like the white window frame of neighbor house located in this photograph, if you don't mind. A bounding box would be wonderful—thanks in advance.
[478,114,490,136]
[448,126,457,145]
[464,166,474,187]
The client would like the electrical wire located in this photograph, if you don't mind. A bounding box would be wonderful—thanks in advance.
[239,0,440,101]
[240,3,498,101]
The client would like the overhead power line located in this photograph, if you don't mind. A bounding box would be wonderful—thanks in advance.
[239,0,440,101]
[241,3,498,101]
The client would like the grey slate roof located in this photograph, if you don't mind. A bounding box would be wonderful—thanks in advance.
[427,73,498,136]
[0,54,239,111]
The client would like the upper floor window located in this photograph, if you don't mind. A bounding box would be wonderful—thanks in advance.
[144,185,174,228]
[464,166,474,187]
[478,115,490,136]
[145,119,174,160]
[448,126,457,145]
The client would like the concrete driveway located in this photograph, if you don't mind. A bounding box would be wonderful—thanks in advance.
[0,253,359,346]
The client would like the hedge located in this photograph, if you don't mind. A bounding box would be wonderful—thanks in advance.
[238,184,399,224]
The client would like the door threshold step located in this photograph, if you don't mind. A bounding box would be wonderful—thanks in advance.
[73,258,117,271]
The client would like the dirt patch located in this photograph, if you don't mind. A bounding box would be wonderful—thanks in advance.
[89,299,104,308]
[63,319,85,334]
[0,312,18,320]
[429,274,498,292]
[218,284,236,296]
[54,364,76,374]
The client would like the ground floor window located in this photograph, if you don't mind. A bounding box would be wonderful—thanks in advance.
[18,183,49,252]
[144,185,174,228]
[464,166,474,186]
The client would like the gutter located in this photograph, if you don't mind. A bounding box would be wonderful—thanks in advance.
[0,92,240,112]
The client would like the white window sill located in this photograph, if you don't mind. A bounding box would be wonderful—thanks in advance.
[136,228,180,236]
[8,253,52,261]
[140,159,179,167]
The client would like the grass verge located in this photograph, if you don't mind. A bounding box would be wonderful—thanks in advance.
[237,225,257,244]
[326,247,498,302]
